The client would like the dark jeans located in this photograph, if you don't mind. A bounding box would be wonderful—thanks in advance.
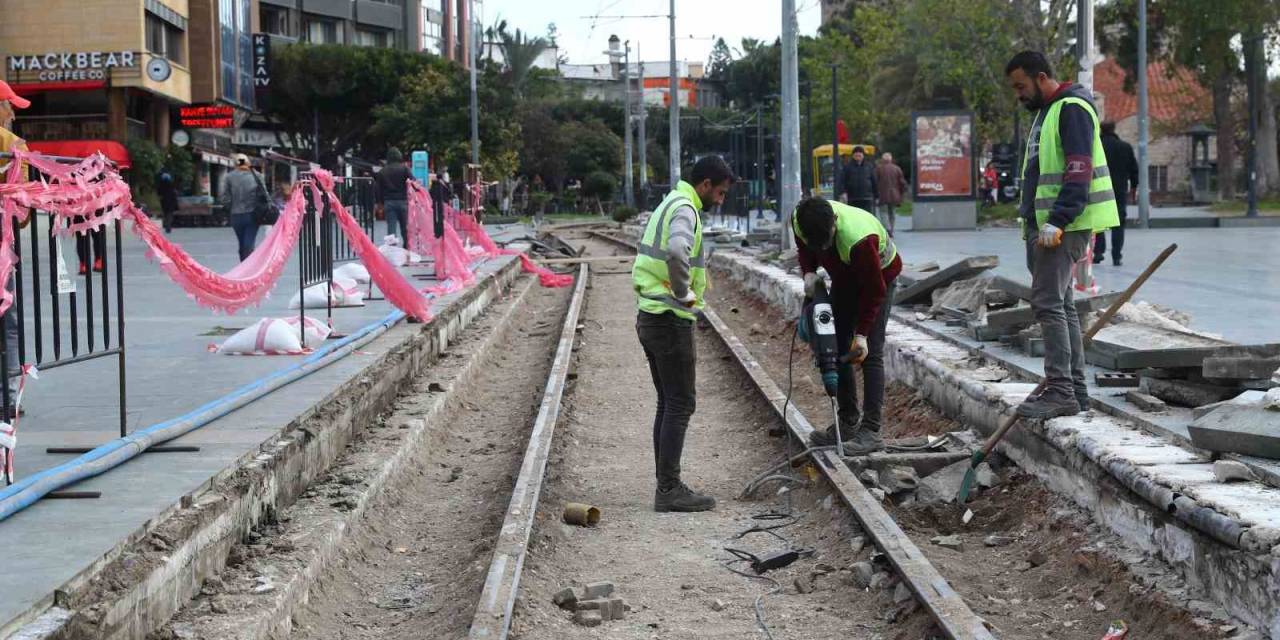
[230,213,260,261]
[1093,200,1127,262]
[75,226,106,268]
[832,281,896,431]
[384,199,408,244]
[637,310,696,490]
[879,203,897,235]
[848,198,875,214]
[162,206,176,233]
[4,275,17,397]
[1026,231,1090,399]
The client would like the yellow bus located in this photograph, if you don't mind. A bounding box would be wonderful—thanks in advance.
[811,143,877,199]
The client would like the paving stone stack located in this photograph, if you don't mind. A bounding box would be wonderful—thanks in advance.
[553,581,631,627]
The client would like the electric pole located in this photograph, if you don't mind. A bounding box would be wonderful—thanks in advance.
[1246,32,1263,218]
[667,0,680,185]
[831,64,839,201]
[637,44,648,200]
[468,0,479,165]
[1137,0,1150,227]
[1075,0,1099,94]
[779,0,801,248]
[623,42,635,207]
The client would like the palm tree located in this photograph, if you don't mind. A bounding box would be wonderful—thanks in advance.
[498,25,549,98]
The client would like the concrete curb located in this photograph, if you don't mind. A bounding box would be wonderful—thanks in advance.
[710,249,1280,637]
[6,256,523,640]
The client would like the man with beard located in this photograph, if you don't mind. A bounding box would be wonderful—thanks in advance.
[1005,51,1118,419]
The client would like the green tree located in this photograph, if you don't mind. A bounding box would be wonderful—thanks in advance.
[561,120,623,179]
[267,44,433,163]
[707,37,734,80]
[583,171,617,214]
[496,23,550,98]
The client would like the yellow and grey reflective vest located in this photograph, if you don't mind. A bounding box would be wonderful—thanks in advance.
[632,181,707,321]
[1023,97,1120,233]
[792,201,897,269]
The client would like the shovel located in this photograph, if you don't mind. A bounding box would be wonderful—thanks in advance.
[956,242,1178,507]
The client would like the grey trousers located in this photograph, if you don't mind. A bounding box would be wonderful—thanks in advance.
[1025,231,1091,398]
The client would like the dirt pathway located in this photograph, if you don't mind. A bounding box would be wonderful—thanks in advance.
[706,270,1230,640]
[511,238,922,639]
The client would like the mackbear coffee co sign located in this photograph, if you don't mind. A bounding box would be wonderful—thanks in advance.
[7,51,138,83]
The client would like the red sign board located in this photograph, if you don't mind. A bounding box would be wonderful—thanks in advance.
[912,111,975,200]
[179,104,235,129]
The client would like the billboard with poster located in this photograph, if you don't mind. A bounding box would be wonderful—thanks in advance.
[911,111,975,201]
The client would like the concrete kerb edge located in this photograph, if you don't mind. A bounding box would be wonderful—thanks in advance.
[708,250,1280,636]
[183,272,543,640]
[5,256,524,640]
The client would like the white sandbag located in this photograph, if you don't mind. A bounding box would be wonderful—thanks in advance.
[333,262,371,284]
[288,315,333,345]
[332,276,365,307]
[218,318,303,355]
[289,282,338,309]
[379,243,409,266]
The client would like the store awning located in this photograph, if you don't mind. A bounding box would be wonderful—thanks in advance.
[26,140,132,169]
[12,81,107,95]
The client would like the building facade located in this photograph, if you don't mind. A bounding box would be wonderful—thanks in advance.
[0,0,195,151]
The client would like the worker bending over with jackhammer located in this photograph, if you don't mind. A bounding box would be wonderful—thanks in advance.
[794,198,902,454]
[633,156,735,513]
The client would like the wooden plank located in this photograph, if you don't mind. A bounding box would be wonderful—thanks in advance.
[467,265,589,640]
[703,306,995,640]
[895,256,999,306]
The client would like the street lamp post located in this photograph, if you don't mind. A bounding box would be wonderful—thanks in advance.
[667,0,680,185]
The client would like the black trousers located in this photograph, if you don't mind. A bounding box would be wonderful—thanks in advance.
[75,227,106,268]
[637,310,696,490]
[1093,199,1127,262]
[831,282,896,431]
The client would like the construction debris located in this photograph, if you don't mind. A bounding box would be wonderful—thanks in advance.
[1140,377,1237,408]
[896,256,999,306]
[1212,460,1259,483]
[555,582,630,626]
[1124,390,1168,413]
[1189,404,1280,459]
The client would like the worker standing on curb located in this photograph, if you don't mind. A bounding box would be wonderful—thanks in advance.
[1005,51,1119,419]
[793,198,901,453]
[632,156,734,513]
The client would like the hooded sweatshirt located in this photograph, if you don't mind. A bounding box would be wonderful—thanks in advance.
[1019,82,1098,230]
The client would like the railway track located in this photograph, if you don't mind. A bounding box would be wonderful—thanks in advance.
[146,228,1069,640]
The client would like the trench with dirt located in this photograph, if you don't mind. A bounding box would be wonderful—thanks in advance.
[147,230,1233,640]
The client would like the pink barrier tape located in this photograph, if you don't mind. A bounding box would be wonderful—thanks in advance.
[0,151,434,321]
[440,197,574,289]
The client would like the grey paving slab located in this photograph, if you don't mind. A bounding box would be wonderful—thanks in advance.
[0,220,524,631]
[891,224,1280,344]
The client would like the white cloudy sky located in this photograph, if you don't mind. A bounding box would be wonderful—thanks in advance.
[479,0,823,67]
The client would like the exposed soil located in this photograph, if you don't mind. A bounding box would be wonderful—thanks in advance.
[512,238,933,639]
[706,270,1233,640]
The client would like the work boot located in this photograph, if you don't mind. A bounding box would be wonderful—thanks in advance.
[1076,390,1091,413]
[654,481,716,513]
[841,424,885,455]
[1016,389,1081,420]
[808,416,859,448]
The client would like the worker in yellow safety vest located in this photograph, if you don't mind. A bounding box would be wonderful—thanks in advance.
[1005,50,1119,420]
[632,155,734,513]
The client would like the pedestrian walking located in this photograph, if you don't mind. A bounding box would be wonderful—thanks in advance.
[840,146,877,213]
[430,170,452,217]
[982,161,999,207]
[1005,50,1119,419]
[1092,121,1139,266]
[158,168,179,234]
[375,148,412,244]
[793,197,902,453]
[632,155,734,513]
[873,152,906,236]
[0,80,30,416]
[219,154,263,261]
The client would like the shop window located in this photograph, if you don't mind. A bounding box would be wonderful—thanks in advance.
[1149,165,1169,193]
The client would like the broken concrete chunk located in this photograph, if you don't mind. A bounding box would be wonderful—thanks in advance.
[552,587,578,610]
[582,581,614,600]
[1212,460,1259,483]
[881,465,920,494]
[858,468,879,487]
[1140,377,1238,408]
[893,582,914,604]
[974,462,1000,489]
[710,598,727,612]
[869,488,886,502]
[849,535,866,556]
[851,561,875,588]
[983,535,1014,547]
[1191,390,1267,419]
[930,535,963,550]
[794,575,815,594]
[1266,388,1280,411]
[868,571,893,590]
[1125,390,1168,412]
[896,256,999,306]
[573,609,603,627]
[1189,404,1280,458]
[915,459,970,504]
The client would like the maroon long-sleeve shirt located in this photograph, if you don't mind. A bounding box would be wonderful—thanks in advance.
[797,235,902,336]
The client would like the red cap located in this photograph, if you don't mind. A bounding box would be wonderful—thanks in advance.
[0,80,31,109]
